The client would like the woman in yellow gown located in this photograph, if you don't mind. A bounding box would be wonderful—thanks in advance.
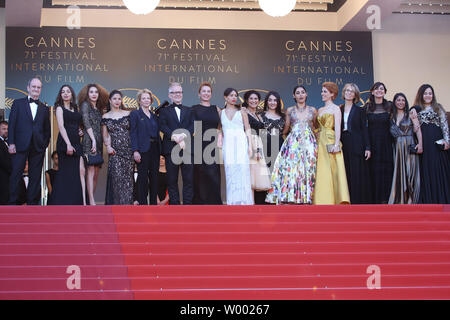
[313,82,350,205]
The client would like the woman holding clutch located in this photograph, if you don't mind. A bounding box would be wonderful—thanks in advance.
[313,82,350,205]
[78,83,108,205]
[411,84,450,203]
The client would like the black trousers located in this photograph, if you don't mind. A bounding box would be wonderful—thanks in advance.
[165,151,193,205]
[9,144,45,205]
[136,143,160,205]
[0,177,9,205]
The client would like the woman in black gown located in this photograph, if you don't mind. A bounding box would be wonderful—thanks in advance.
[45,151,58,203]
[157,155,170,205]
[49,85,85,205]
[411,84,450,204]
[365,82,394,204]
[340,83,372,204]
[102,90,134,205]
[260,91,286,170]
[192,82,222,204]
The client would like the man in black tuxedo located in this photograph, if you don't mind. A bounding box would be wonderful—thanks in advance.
[8,78,51,205]
[0,121,12,205]
[158,82,194,205]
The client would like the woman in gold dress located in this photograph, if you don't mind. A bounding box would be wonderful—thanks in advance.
[313,82,350,205]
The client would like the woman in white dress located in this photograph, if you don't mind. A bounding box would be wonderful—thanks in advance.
[220,88,254,205]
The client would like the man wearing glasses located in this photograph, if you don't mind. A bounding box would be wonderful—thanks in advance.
[159,82,194,205]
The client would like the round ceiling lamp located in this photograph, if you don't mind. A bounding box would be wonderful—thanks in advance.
[259,0,297,17]
[123,0,160,15]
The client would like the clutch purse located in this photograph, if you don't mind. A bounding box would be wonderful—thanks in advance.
[250,158,272,191]
[435,139,446,151]
[326,144,341,153]
[249,134,271,191]
[409,144,418,154]
[84,153,104,166]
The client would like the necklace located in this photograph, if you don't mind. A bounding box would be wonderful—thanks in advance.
[265,111,280,120]
[248,108,259,120]
[296,104,307,113]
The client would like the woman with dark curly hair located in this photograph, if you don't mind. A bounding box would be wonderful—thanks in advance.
[78,83,108,205]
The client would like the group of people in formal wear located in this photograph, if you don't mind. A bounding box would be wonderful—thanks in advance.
[1,77,449,206]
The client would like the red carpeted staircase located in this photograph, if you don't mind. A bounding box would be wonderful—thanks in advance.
[0,205,449,299]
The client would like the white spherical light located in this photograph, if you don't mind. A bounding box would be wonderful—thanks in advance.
[123,0,160,15]
[259,0,297,17]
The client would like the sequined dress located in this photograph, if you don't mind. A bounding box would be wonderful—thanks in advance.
[415,107,450,203]
[261,113,286,168]
[102,116,134,205]
[80,101,103,163]
[266,106,318,204]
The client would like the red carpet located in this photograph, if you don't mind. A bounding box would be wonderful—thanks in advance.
[0,204,449,299]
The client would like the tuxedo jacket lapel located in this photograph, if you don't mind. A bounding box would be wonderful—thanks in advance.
[23,99,33,122]
[170,106,180,124]
[33,102,46,123]
[179,106,185,124]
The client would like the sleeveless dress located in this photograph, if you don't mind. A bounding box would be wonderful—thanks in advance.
[192,104,222,204]
[220,110,253,205]
[313,113,350,205]
[261,113,286,169]
[80,101,103,164]
[388,116,420,204]
[266,107,318,204]
[48,106,83,205]
[102,116,134,205]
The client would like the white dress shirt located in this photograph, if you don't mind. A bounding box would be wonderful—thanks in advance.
[175,106,181,122]
[343,112,350,131]
[28,96,38,120]
[0,136,7,147]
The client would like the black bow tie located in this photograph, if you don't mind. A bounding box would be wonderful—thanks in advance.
[29,98,39,104]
